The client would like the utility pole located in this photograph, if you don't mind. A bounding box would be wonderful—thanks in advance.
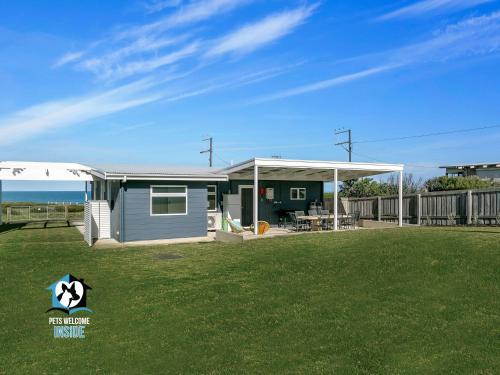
[200,137,213,167]
[335,128,352,162]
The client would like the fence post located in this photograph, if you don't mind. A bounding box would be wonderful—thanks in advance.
[467,190,473,225]
[64,205,68,220]
[7,206,11,224]
[417,194,422,225]
[377,196,382,221]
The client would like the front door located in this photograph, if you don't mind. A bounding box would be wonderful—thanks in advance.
[240,187,253,226]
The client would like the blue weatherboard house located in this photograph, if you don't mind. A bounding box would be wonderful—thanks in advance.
[47,274,92,315]
[85,158,404,243]
[0,158,404,244]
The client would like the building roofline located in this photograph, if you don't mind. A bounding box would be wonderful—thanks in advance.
[219,157,404,175]
[439,162,500,169]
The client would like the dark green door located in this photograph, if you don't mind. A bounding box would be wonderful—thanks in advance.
[241,187,253,226]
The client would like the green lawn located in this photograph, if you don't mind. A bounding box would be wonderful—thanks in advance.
[0,223,499,374]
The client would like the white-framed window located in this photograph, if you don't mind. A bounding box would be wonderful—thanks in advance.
[290,187,306,200]
[207,185,217,211]
[150,185,188,216]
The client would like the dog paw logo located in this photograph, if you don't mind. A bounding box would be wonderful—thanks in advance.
[46,274,92,315]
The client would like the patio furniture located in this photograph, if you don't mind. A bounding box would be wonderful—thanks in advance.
[351,211,361,228]
[290,212,309,232]
[296,213,322,231]
[318,210,331,230]
[308,209,319,216]
[339,215,350,229]
[340,211,361,229]
[226,218,247,233]
[277,209,289,228]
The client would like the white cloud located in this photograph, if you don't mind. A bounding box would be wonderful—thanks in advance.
[0,78,163,146]
[252,65,398,103]
[80,40,198,80]
[53,50,86,68]
[119,0,251,40]
[205,4,317,58]
[392,10,500,63]
[162,65,296,102]
[254,11,500,102]
[0,62,297,145]
[54,0,250,75]
[142,0,183,14]
[378,0,494,21]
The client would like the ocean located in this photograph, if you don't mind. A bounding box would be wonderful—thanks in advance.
[1,191,85,204]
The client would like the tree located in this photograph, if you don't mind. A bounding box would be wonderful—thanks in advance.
[338,173,423,198]
[424,176,494,192]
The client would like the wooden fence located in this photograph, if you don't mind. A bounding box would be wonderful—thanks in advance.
[324,188,500,226]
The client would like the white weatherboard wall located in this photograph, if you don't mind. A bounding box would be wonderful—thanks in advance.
[84,201,92,246]
[84,200,110,245]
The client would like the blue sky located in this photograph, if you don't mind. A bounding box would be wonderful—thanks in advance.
[1,0,500,190]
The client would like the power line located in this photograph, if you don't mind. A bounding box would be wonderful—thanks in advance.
[213,152,231,166]
[350,150,440,169]
[354,124,500,144]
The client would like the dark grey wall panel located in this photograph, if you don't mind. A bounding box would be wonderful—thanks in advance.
[122,181,207,242]
[222,180,323,224]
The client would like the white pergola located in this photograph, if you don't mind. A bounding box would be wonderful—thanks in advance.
[220,158,405,234]
[0,161,93,224]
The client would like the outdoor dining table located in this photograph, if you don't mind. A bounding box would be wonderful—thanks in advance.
[296,215,322,231]
[298,214,352,231]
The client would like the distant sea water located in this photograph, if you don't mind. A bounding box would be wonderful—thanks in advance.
[1,191,85,204]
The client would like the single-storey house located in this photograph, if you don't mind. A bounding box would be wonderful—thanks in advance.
[0,158,404,244]
[440,162,500,181]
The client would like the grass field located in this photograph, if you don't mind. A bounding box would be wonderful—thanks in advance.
[0,224,499,374]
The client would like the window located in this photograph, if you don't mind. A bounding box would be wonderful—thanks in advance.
[150,185,187,215]
[207,185,217,211]
[290,187,306,200]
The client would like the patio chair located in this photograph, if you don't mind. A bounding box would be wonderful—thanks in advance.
[289,212,308,232]
[351,211,361,229]
[308,209,319,217]
[226,218,247,233]
[342,211,361,229]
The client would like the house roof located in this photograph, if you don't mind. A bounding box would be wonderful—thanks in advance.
[0,158,404,183]
[440,162,500,169]
[0,161,93,181]
[218,158,404,182]
[90,164,228,182]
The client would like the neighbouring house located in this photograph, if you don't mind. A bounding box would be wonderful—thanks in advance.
[440,162,500,181]
[0,158,404,244]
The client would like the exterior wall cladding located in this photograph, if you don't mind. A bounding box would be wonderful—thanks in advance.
[218,180,324,224]
[112,179,323,242]
[120,181,208,242]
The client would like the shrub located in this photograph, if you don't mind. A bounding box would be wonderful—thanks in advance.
[425,176,494,192]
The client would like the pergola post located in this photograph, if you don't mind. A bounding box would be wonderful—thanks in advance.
[253,164,259,235]
[0,180,3,225]
[334,168,338,231]
[398,170,403,227]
